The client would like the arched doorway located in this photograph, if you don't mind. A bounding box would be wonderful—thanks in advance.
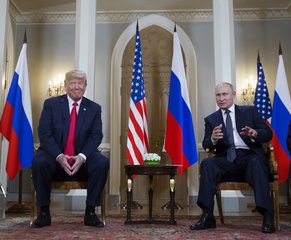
[109,14,199,206]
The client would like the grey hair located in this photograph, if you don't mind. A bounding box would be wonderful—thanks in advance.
[215,82,235,92]
[64,69,87,83]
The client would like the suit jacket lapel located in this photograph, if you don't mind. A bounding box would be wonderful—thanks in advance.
[76,98,88,138]
[61,96,70,146]
[235,105,248,143]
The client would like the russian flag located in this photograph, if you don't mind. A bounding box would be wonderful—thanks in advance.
[0,33,34,180]
[164,28,198,175]
[271,45,291,183]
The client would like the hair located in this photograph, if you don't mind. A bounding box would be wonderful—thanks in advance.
[64,69,87,83]
[215,82,235,93]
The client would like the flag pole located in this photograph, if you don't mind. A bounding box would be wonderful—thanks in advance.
[274,42,291,213]
[121,19,144,211]
[5,30,31,214]
[0,182,6,218]
[5,170,31,213]
[257,50,260,62]
[162,23,190,211]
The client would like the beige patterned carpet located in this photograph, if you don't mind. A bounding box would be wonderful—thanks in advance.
[1,213,291,239]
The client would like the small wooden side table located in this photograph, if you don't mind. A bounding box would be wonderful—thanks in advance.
[124,164,178,225]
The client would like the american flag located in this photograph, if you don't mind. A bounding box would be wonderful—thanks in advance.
[254,52,272,123]
[126,22,149,165]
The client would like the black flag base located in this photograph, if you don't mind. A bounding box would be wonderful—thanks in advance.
[121,201,143,210]
[5,170,31,213]
[161,201,183,210]
[5,202,31,213]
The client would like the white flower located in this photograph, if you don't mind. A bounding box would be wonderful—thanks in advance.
[143,153,161,161]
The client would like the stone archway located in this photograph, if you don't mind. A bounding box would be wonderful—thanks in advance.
[109,14,199,205]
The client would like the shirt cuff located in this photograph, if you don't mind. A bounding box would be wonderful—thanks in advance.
[78,153,87,163]
[211,137,218,145]
[56,153,63,161]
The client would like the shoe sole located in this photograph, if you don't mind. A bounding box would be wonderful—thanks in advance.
[30,221,51,228]
[84,221,104,228]
[190,223,216,230]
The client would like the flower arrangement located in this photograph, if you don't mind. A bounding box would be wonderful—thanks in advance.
[143,153,161,165]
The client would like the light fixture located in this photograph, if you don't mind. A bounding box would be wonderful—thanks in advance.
[48,74,65,96]
[241,75,256,104]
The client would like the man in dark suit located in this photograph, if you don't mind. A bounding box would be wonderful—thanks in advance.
[287,120,291,154]
[190,82,275,233]
[31,69,109,228]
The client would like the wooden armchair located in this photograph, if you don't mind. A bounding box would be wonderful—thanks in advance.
[30,181,106,227]
[206,144,280,230]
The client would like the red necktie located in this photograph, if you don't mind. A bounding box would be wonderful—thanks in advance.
[64,102,78,166]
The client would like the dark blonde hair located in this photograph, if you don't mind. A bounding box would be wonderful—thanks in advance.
[64,69,87,83]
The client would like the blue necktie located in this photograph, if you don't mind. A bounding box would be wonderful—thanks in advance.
[225,109,236,162]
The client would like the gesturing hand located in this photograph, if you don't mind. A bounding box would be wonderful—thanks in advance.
[240,126,258,138]
[212,124,223,141]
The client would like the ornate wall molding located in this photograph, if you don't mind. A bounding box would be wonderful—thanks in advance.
[234,9,291,20]
[9,2,291,25]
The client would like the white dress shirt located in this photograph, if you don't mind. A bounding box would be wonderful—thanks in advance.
[221,104,249,149]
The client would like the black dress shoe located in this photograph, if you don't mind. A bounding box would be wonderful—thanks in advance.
[84,212,104,227]
[261,212,275,233]
[190,212,216,230]
[31,211,51,228]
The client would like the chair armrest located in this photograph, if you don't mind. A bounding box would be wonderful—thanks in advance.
[205,148,212,157]
[268,144,278,181]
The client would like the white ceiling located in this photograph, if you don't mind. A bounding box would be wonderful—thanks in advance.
[10,0,291,13]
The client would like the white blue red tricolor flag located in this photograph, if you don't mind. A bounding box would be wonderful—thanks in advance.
[0,33,34,180]
[270,45,291,183]
[254,52,272,123]
[126,22,149,165]
[164,28,198,174]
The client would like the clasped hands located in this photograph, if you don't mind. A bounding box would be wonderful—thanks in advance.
[212,124,258,141]
[56,154,85,176]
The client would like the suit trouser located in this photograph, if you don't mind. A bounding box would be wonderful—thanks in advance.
[197,149,273,215]
[32,149,109,207]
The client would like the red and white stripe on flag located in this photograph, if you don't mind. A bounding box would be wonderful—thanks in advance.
[271,48,291,183]
[126,22,149,165]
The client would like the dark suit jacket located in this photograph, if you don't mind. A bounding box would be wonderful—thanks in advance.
[287,120,291,155]
[202,105,272,158]
[37,94,103,159]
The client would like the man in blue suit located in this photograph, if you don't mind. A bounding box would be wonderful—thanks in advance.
[190,82,275,233]
[31,69,109,228]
